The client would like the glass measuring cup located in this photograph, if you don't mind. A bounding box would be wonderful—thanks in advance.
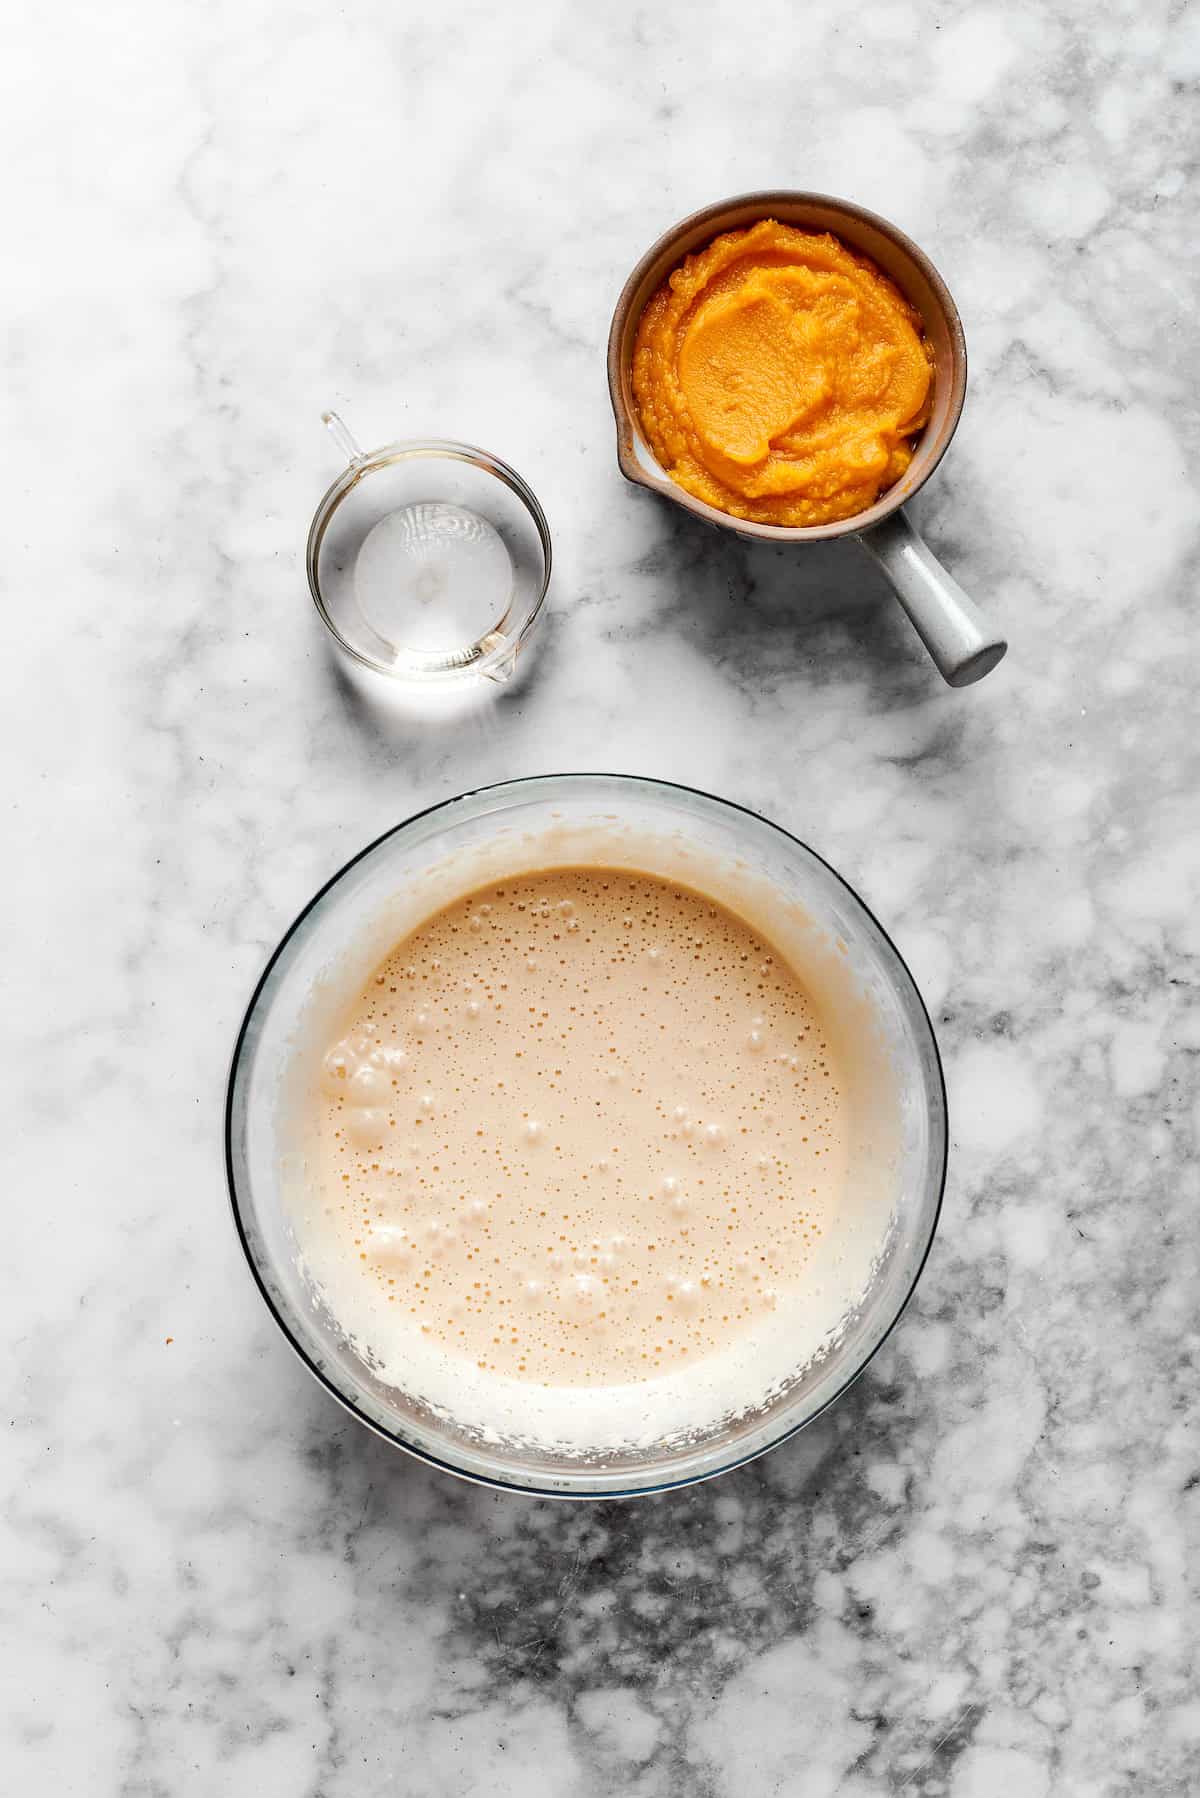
[306,413,551,685]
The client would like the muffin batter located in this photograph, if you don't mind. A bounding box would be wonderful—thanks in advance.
[305,867,850,1388]
[632,219,934,527]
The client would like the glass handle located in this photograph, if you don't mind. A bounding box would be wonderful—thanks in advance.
[322,409,365,467]
[479,634,518,683]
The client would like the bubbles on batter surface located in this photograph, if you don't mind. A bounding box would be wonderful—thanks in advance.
[313,864,849,1382]
[345,1107,390,1146]
[366,1223,413,1266]
[348,1065,390,1104]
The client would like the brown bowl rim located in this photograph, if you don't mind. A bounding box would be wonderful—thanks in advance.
[606,189,967,542]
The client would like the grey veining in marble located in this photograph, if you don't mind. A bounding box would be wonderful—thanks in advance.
[4,0,1199,1792]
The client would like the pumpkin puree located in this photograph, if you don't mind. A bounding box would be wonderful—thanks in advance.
[631,220,934,528]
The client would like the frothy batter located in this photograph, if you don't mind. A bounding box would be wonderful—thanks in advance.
[302,867,856,1398]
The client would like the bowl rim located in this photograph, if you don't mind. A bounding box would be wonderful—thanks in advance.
[607,189,968,542]
[225,772,949,1498]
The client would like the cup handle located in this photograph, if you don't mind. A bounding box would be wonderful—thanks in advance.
[858,507,1007,688]
[322,409,365,467]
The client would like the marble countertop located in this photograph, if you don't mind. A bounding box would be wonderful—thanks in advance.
[6,1,1198,1791]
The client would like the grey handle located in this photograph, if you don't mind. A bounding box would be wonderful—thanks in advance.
[858,508,1007,687]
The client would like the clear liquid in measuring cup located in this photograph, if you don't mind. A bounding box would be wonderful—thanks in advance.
[353,501,513,654]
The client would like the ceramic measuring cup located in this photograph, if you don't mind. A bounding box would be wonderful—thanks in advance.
[608,192,1006,688]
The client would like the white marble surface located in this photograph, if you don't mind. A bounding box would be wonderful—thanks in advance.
[5,0,1199,1791]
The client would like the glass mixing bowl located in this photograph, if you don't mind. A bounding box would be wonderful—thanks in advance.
[225,776,946,1497]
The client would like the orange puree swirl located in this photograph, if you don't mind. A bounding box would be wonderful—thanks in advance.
[631,220,934,527]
